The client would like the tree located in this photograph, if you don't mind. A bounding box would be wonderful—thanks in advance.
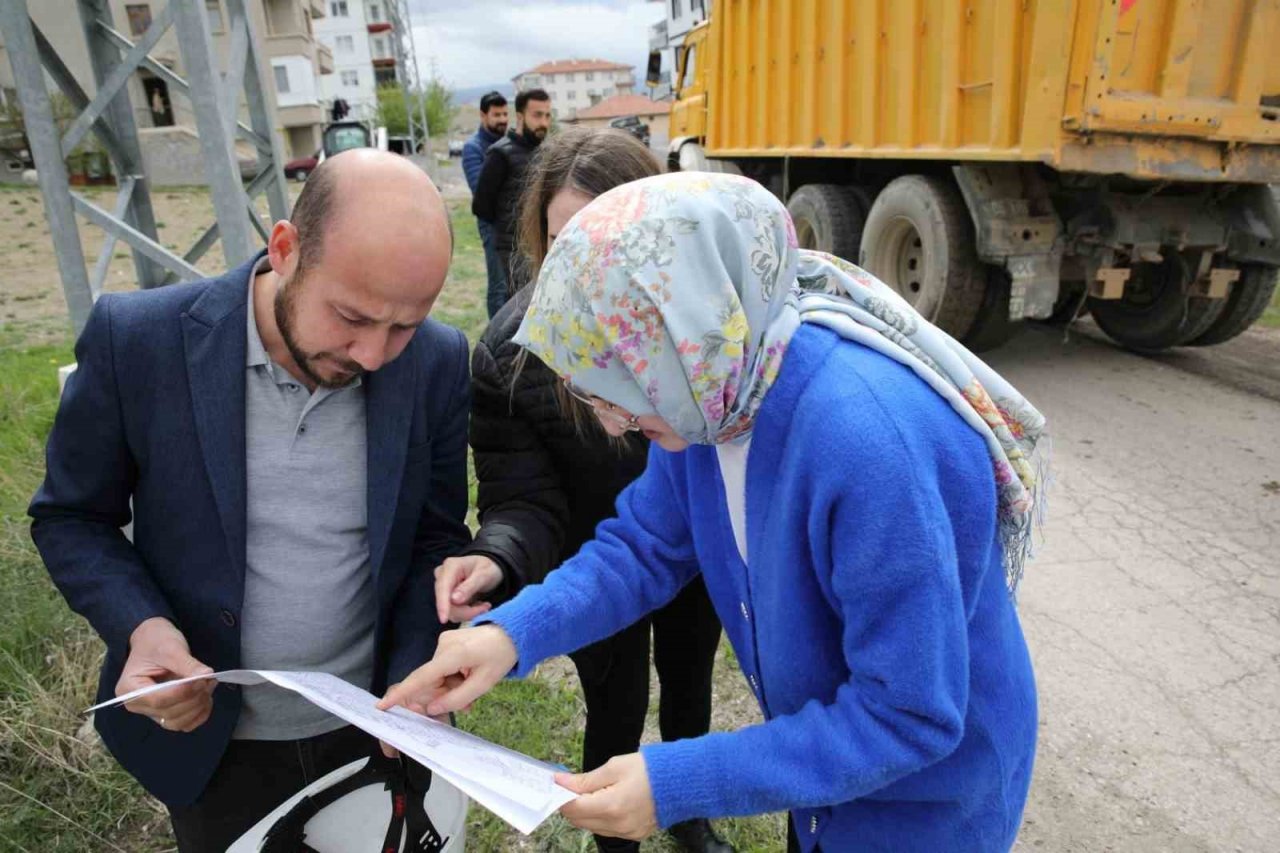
[375,74,454,139]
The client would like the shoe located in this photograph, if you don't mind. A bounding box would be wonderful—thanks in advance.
[669,818,736,853]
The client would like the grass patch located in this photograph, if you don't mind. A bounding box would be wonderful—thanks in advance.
[1259,282,1280,329]
[0,333,174,851]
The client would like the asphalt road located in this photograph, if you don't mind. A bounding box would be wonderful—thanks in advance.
[990,322,1280,852]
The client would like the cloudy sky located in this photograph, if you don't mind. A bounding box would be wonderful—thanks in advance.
[403,0,664,94]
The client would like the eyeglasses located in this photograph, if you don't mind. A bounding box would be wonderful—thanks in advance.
[562,379,642,432]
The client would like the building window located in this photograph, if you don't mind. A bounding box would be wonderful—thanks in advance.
[671,0,681,17]
[565,72,574,82]
[584,71,594,82]
[336,34,354,54]
[125,4,152,36]
[330,0,348,16]
[341,69,359,87]
[525,74,540,86]
[273,65,291,93]
[567,90,576,101]
[368,3,381,22]
[372,36,389,58]
[205,1,223,32]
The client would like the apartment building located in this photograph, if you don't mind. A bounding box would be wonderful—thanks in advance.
[512,59,635,121]
[647,0,709,99]
[313,0,382,122]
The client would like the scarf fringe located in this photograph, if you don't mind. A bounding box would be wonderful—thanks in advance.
[1002,435,1052,602]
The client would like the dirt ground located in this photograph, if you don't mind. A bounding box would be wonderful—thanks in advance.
[0,155,473,343]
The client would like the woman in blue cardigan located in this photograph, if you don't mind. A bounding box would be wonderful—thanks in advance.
[382,172,1044,852]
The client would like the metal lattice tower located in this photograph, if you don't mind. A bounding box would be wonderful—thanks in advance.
[0,0,289,335]
[384,0,432,161]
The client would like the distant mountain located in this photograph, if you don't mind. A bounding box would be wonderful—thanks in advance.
[452,83,516,107]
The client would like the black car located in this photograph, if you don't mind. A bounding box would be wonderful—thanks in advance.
[608,115,650,146]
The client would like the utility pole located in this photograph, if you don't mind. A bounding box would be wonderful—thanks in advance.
[384,0,433,168]
[0,0,289,336]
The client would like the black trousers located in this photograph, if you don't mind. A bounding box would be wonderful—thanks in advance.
[787,815,817,852]
[570,577,722,851]
[169,724,376,853]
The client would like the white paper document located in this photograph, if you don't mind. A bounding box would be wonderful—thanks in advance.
[88,669,578,834]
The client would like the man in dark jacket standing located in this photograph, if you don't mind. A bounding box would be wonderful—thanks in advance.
[462,91,509,320]
[29,150,472,852]
[471,88,551,315]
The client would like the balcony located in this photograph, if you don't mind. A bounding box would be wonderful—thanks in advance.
[263,30,332,74]
[649,20,668,50]
[368,21,392,33]
[265,32,314,59]
[277,102,325,128]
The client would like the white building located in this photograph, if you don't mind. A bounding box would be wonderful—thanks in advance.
[314,0,379,122]
[512,59,635,121]
[647,0,710,99]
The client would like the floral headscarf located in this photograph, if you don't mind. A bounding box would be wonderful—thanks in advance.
[513,172,1047,592]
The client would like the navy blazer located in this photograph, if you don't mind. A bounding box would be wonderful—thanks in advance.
[29,254,472,807]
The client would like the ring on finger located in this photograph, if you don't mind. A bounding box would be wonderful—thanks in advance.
[159,716,167,729]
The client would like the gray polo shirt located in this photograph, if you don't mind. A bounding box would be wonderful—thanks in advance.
[234,261,375,740]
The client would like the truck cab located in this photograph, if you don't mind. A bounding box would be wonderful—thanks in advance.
[669,20,709,155]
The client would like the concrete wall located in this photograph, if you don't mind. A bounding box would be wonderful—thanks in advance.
[573,112,670,150]
[271,54,318,107]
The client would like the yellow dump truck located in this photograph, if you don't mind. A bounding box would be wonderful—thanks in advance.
[661,0,1280,350]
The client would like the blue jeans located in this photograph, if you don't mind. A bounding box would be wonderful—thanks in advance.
[477,220,508,319]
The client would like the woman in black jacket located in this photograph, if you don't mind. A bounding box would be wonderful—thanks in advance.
[434,127,731,853]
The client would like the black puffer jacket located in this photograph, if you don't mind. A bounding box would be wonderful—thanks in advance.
[470,129,541,253]
[463,286,649,601]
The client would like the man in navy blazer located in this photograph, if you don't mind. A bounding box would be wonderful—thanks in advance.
[29,150,471,850]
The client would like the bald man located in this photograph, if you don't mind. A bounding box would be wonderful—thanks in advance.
[30,150,472,851]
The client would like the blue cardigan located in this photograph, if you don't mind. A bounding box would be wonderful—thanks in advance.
[483,325,1038,852]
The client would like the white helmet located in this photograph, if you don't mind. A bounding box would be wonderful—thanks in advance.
[228,753,468,853]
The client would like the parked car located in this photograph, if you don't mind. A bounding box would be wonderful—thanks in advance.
[447,138,467,157]
[608,115,650,146]
[387,135,415,156]
[284,149,319,182]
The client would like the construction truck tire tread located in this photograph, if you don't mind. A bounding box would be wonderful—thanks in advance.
[1186,264,1279,346]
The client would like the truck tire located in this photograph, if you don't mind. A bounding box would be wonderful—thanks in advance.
[1186,264,1279,346]
[787,184,866,263]
[963,267,1022,353]
[1089,252,1201,352]
[1176,292,1227,345]
[859,175,987,339]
